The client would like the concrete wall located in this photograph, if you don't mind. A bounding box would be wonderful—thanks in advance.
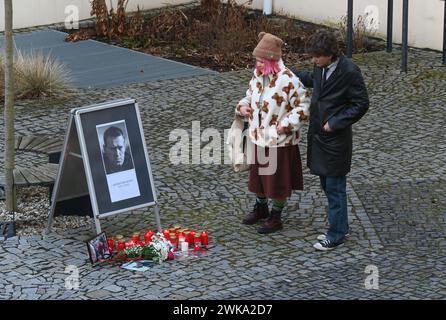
[240,0,445,51]
[0,0,445,51]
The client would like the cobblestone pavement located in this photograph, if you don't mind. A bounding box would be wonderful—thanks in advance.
[0,48,445,300]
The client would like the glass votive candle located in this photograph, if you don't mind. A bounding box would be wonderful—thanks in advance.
[132,232,140,242]
[117,239,126,252]
[200,231,209,247]
[107,237,115,254]
[144,230,154,244]
[163,229,170,240]
[178,235,186,244]
[188,231,196,245]
[183,231,190,242]
[170,234,178,248]
[180,240,189,252]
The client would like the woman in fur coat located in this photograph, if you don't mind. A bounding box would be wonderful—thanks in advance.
[236,32,310,233]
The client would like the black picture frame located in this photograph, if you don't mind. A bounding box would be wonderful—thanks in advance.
[75,99,156,217]
[86,232,110,264]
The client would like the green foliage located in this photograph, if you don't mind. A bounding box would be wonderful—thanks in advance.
[141,245,160,262]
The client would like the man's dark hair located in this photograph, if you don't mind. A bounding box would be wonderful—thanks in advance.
[306,30,339,59]
[103,126,124,145]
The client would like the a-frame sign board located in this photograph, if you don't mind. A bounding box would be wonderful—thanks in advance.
[46,98,161,234]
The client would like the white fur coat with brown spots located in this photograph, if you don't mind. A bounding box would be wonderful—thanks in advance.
[235,60,311,148]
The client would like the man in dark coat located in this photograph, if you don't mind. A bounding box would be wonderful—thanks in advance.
[293,30,369,250]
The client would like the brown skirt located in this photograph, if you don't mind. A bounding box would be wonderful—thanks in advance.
[248,144,304,199]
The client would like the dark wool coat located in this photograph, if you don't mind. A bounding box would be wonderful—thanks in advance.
[294,55,369,176]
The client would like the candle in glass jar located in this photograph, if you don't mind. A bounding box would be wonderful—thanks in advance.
[201,231,209,246]
[188,231,196,246]
[163,229,170,240]
[107,238,115,255]
[144,230,154,244]
[117,239,126,252]
[170,234,178,249]
[181,241,189,252]
[132,232,140,242]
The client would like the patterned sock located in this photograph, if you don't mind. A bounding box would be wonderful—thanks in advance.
[256,196,268,205]
[272,199,286,212]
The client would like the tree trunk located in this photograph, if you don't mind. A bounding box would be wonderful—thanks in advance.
[3,0,16,212]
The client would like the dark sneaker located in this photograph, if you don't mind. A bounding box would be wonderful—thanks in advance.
[257,209,283,234]
[242,202,269,225]
[317,230,350,241]
[313,239,344,251]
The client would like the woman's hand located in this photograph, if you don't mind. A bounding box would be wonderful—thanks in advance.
[277,124,286,135]
[240,106,253,118]
[323,122,333,133]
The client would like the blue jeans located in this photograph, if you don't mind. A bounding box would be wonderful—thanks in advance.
[320,176,348,243]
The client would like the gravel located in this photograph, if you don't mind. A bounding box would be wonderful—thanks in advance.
[0,186,91,236]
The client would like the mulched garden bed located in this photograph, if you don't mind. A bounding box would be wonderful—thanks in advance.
[64,0,385,72]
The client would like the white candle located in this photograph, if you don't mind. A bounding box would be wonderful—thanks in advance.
[181,241,189,252]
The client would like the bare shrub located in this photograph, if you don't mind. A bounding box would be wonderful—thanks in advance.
[338,13,378,53]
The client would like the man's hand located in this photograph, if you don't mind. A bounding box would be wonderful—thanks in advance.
[240,106,253,118]
[323,122,333,133]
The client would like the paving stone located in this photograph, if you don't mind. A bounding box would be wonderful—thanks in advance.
[0,48,445,300]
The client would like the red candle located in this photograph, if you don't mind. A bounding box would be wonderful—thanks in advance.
[163,229,170,240]
[132,232,141,243]
[170,234,178,248]
[107,238,115,255]
[144,230,154,244]
[117,240,126,252]
[201,231,209,247]
[188,231,196,246]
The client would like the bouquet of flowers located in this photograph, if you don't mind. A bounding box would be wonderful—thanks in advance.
[123,232,173,264]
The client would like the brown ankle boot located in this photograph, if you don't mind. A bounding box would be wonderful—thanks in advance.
[257,209,283,233]
[242,202,269,225]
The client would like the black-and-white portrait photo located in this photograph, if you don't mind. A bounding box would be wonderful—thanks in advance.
[96,120,141,203]
[97,121,135,175]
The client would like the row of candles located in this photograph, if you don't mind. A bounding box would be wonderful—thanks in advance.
[107,227,209,255]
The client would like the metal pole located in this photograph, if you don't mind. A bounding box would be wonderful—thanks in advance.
[387,0,393,52]
[443,0,446,65]
[347,0,353,58]
[401,0,409,72]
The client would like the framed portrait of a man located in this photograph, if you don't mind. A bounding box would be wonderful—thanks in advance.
[73,99,156,218]
[47,98,161,235]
